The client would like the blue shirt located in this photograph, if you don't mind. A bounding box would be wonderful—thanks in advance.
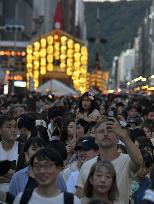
[132,177,151,204]
[9,167,67,197]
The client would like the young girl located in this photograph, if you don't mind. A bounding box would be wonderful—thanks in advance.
[82,161,119,204]
[76,92,102,124]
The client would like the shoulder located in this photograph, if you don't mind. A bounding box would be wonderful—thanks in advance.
[92,109,100,114]
[89,109,100,116]
[112,153,130,170]
[117,153,130,162]
[13,167,28,178]
[82,156,98,168]
[13,192,22,204]
[81,197,90,204]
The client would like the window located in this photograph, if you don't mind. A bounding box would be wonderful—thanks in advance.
[0,1,3,16]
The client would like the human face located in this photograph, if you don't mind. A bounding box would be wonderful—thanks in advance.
[95,122,118,148]
[14,107,25,118]
[100,105,105,115]
[19,127,30,139]
[143,127,152,139]
[33,159,61,187]
[77,149,97,165]
[88,128,96,138]
[147,112,154,121]
[91,166,113,195]
[128,108,137,118]
[1,120,17,142]
[25,145,44,163]
[117,106,124,114]
[82,96,91,111]
[135,140,139,148]
[76,124,84,138]
[67,121,75,137]
[137,163,150,180]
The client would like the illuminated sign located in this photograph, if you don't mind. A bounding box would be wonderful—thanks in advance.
[14,81,26,87]
[6,75,23,81]
[0,50,26,56]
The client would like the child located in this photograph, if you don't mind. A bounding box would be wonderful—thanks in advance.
[82,160,119,204]
[76,92,102,124]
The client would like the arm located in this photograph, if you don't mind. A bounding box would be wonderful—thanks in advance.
[121,132,143,173]
[107,120,143,173]
[83,109,102,123]
[75,187,84,198]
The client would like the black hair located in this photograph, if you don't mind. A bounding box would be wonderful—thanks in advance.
[78,92,99,115]
[84,122,97,135]
[87,200,108,204]
[140,149,153,168]
[30,148,63,167]
[146,106,154,115]
[61,118,75,142]
[17,114,35,131]
[51,116,63,138]
[135,137,154,156]
[116,102,124,107]
[48,140,67,161]
[142,119,154,132]
[0,114,15,128]
[48,106,65,120]
[24,137,47,153]
[84,160,119,201]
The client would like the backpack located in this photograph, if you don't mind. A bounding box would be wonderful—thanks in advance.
[19,188,74,204]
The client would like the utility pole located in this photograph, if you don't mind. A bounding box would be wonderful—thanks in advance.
[88,2,107,71]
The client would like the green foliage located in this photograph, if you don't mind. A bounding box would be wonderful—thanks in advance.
[85,0,152,71]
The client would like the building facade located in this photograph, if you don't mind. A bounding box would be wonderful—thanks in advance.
[0,0,33,94]
[133,0,154,78]
[32,0,82,38]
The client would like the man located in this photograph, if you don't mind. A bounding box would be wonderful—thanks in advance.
[0,115,18,191]
[76,119,143,204]
[13,148,81,204]
[63,136,98,182]
[17,114,35,143]
[9,137,66,198]
[66,137,99,193]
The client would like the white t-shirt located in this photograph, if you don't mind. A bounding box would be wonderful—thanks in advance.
[67,170,80,193]
[13,190,81,204]
[0,141,18,162]
[63,161,78,182]
[76,153,135,204]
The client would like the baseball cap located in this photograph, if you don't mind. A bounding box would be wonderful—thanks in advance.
[74,136,98,151]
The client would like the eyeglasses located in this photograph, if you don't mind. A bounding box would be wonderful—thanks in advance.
[33,162,55,171]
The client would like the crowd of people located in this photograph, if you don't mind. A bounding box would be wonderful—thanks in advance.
[0,91,153,204]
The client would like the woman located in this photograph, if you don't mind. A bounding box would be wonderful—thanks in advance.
[82,161,119,204]
[60,118,76,164]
